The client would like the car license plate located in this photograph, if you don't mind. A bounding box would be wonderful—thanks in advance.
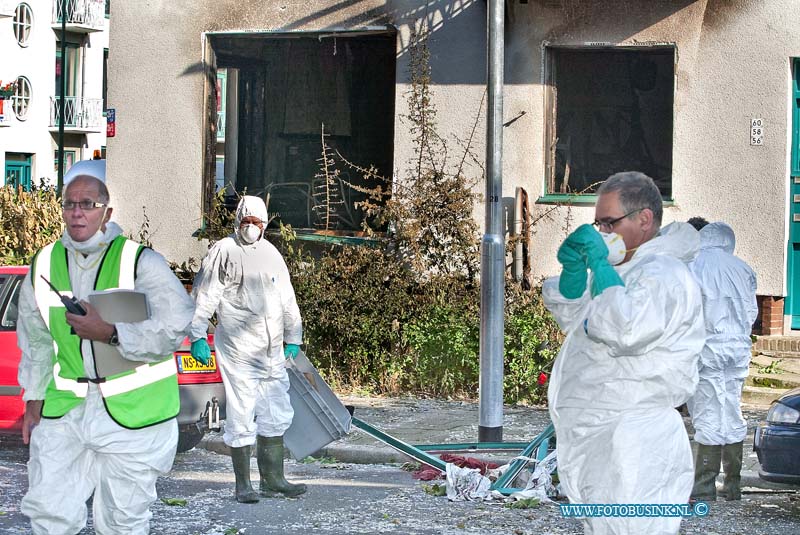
[178,353,217,373]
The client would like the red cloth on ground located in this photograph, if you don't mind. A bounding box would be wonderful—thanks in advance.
[411,453,500,480]
[412,466,444,480]
[440,453,500,475]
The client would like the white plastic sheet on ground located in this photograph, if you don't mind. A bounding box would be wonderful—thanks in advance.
[445,463,491,501]
[507,450,558,503]
[443,449,559,503]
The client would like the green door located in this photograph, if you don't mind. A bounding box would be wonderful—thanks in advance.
[787,58,800,329]
[4,155,32,191]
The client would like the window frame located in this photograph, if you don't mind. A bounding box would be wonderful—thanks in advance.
[12,3,33,47]
[54,149,76,174]
[11,76,31,121]
[203,28,397,233]
[55,42,81,98]
[541,44,676,203]
[0,276,22,330]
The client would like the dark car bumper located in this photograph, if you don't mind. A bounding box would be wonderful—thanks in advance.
[754,423,800,484]
[177,382,227,428]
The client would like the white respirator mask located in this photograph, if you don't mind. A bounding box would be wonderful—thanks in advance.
[600,231,627,266]
[240,223,262,244]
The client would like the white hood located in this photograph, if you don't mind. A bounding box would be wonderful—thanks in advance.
[699,221,735,254]
[632,221,701,266]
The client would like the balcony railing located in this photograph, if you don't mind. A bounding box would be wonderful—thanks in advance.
[217,110,226,140]
[50,96,104,131]
[52,0,105,31]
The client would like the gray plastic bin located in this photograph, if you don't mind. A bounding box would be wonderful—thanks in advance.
[284,351,352,460]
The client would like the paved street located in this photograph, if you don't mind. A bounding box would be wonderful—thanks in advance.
[0,401,798,534]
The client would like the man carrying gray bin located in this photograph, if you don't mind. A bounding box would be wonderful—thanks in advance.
[189,196,306,503]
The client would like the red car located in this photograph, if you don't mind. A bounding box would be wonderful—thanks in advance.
[0,266,225,452]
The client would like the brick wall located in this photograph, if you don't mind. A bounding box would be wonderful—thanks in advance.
[756,295,784,335]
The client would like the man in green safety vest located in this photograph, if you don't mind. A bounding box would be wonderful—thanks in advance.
[16,160,196,534]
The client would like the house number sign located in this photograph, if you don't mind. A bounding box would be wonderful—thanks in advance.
[751,118,764,146]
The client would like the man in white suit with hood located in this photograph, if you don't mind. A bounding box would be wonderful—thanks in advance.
[544,172,706,534]
[686,220,758,502]
[189,196,305,503]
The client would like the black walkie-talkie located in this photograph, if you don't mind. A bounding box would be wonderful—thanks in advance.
[40,276,87,316]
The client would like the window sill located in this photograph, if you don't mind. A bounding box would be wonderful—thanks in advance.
[536,194,675,207]
[536,194,598,206]
[265,229,386,247]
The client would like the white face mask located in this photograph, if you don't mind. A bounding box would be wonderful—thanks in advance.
[600,231,627,266]
[240,223,262,244]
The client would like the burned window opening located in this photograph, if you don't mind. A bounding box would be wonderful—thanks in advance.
[207,31,396,233]
[546,47,675,198]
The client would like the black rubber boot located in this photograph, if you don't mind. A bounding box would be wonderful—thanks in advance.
[720,441,743,501]
[691,444,721,501]
[257,435,307,498]
[231,445,260,503]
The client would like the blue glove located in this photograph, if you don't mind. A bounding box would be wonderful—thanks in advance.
[284,344,300,360]
[190,339,211,366]
[556,226,591,299]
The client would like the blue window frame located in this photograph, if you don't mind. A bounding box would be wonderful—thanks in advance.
[5,154,32,191]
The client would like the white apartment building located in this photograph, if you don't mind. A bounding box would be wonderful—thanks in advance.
[0,0,108,189]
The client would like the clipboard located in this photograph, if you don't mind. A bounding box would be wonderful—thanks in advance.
[88,289,149,377]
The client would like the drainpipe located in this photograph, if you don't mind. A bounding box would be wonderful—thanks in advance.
[513,187,524,281]
[479,0,504,443]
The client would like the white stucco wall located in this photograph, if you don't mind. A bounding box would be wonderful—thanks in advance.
[507,0,799,297]
[108,0,492,264]
[108,0,798,298]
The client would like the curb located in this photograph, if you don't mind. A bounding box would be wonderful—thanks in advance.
[199,435,415,465]
[199,436,798,494]
[741,470,800,492]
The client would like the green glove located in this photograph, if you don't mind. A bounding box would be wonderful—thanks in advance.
[558,224,597,266]
[573,226,624,297]
[284,344,300,360]
[558,264,588,299]
[557,226,590,299]
[590,262,624,297]
[190,339,211,366]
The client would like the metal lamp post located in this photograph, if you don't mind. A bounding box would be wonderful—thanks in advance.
[57,0,67,190]
[478,0,505,443]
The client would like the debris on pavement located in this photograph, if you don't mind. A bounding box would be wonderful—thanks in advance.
[445,463,492,501]
[412,453,500,481]
[440,453,500,475]
[505,450,559,504]
[160,498,188,506]
[412,464,443,481]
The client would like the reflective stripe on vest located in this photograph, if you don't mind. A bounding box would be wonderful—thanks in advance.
[52,362,89,398]
[32,236,180,428]
[98,358,177,397]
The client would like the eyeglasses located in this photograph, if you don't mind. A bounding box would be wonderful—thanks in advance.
[61,200,107,211]
[593,208,643,232]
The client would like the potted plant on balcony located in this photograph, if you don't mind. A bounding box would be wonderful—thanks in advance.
[0,80,16,99]
[0,80,15,124]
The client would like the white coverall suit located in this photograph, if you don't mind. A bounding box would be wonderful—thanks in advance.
[17,222,195,535]
[189,197,303,448]
[543,222,706,535]
[686,223,758,445]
